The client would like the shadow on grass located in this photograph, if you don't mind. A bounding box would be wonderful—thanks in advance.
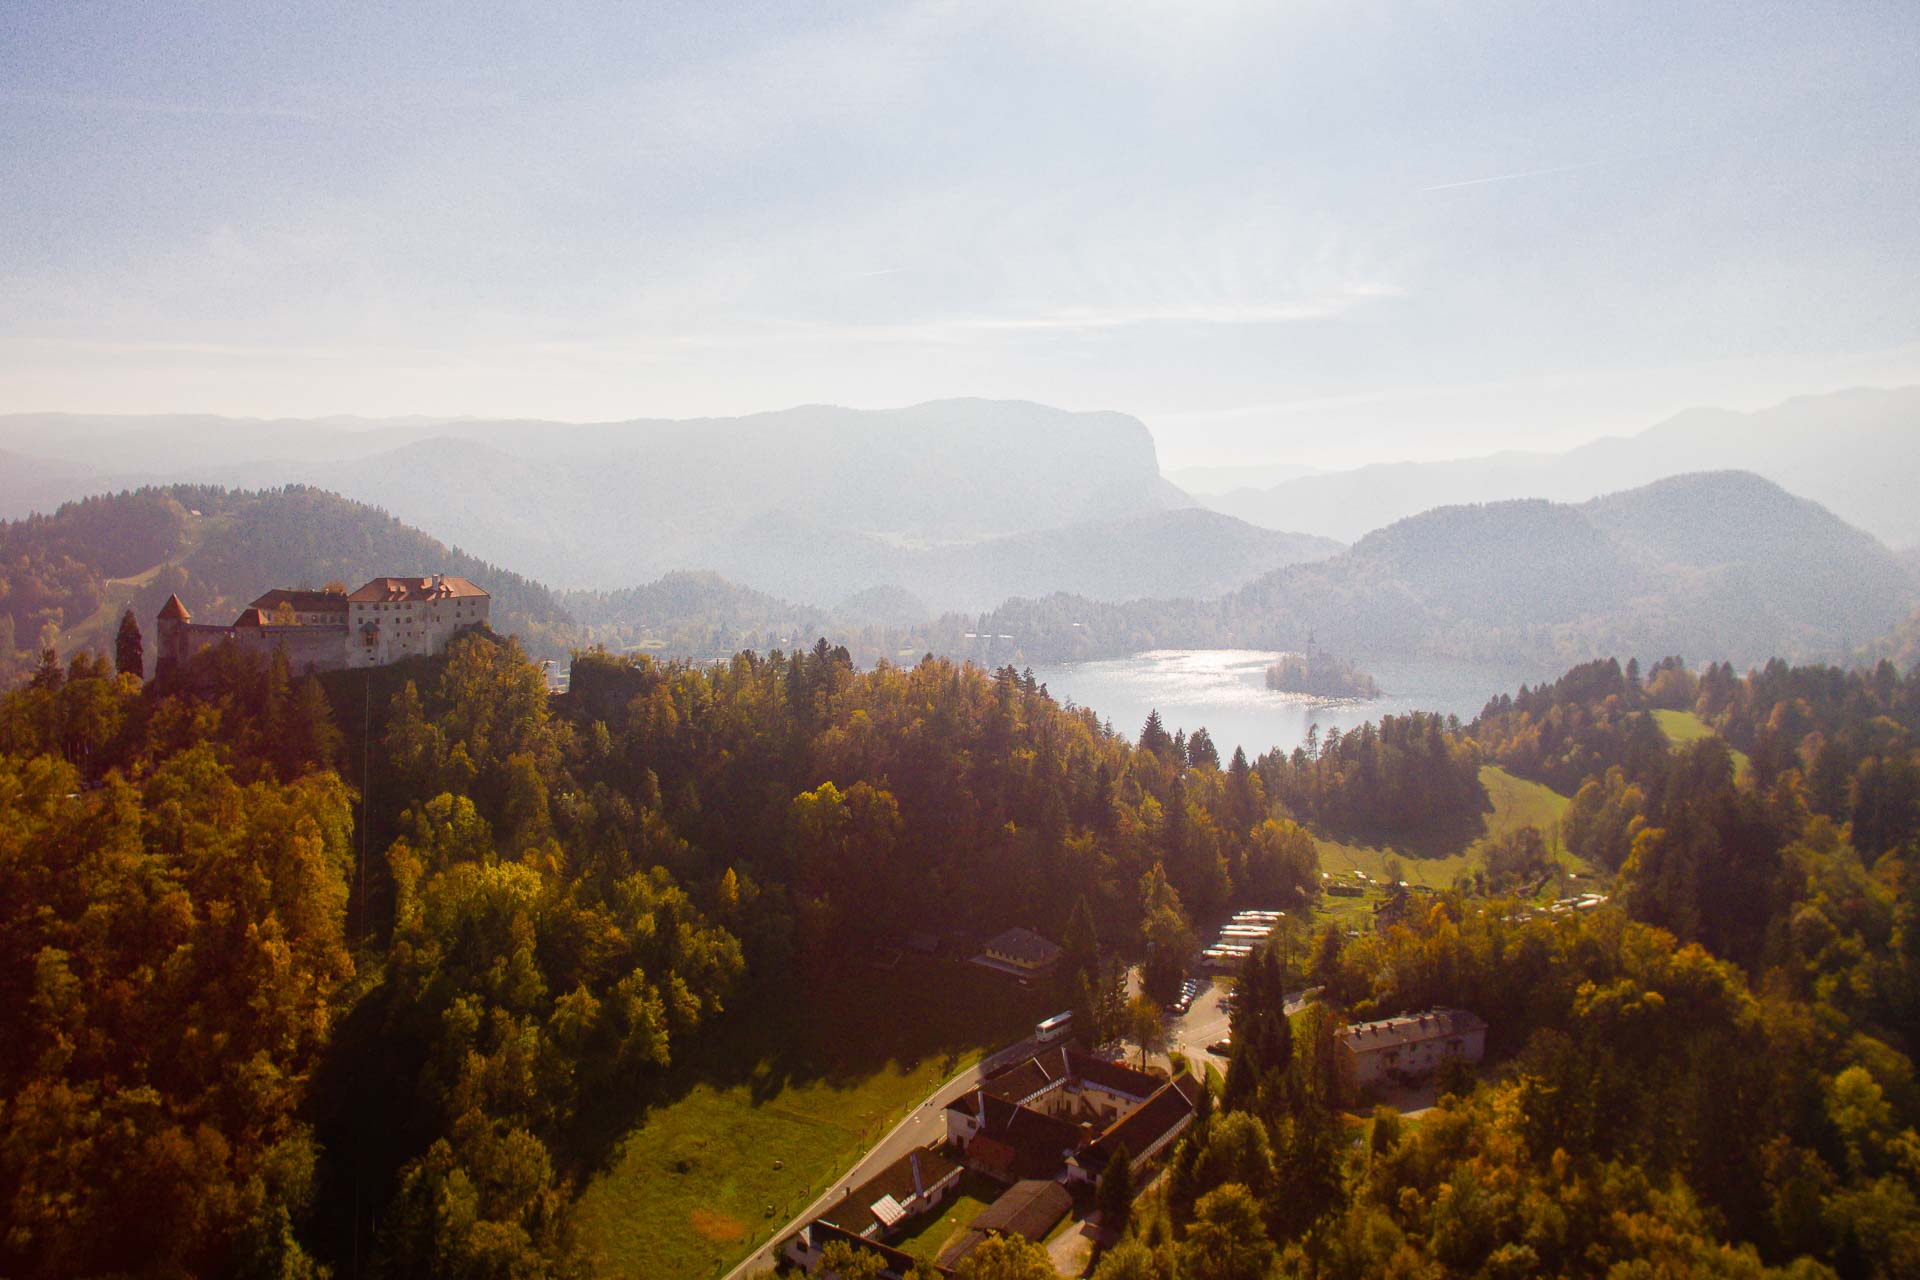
[1310,789,1494,864]
[561,945,1054,1181]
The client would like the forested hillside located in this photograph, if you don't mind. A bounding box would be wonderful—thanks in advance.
[3,622,1918,1275]
[0,630,1349,1276]
[1088,652,1920,1280]
[950,472,1915,670]
[0,485,575,683]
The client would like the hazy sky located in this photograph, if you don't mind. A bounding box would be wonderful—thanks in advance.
[4,1,1917,467]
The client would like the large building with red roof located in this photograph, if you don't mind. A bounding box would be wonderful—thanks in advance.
[155,575,490,676]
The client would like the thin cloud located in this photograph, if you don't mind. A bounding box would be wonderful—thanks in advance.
[1420,158,1610,193]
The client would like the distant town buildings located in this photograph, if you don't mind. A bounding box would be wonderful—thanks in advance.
[1337,1007,1487,1088]
[156,575,490,677]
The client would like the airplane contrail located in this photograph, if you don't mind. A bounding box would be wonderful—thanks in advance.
[1420,157,1610,192]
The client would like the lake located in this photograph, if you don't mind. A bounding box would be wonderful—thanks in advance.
[1029,649,1545,761]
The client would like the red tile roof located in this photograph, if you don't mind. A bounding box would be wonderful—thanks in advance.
[346,575,489,603]
[159,594,192,621]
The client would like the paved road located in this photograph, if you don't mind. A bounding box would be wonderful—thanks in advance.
[1167,980,1320,1075]
[721,1035,1043,1280]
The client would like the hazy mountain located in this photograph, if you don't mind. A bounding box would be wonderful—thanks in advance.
[959,471,1915,669]
[0,400,1210,599]
[832,584,932,628]
[684,506,1340,612]
[0,448,120,520]
[1205,385,1920,547]
[1165,460,1322,494]
[0,401,1236,606]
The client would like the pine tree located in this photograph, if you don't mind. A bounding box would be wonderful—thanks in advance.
[1139,709,1174,759]
[114,608,144,679]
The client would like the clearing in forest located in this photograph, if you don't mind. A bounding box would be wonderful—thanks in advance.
[572,953,1046,1280]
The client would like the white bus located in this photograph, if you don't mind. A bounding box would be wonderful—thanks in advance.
[1035,1011,1073,1044]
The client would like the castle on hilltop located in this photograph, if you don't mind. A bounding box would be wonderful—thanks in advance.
[156,575,491,676]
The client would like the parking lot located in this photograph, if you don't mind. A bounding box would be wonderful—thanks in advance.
[1168,977,1235,1072]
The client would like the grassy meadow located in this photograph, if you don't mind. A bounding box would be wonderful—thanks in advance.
[1307,765,1588,926]
[1652,708,1752,777]
[572,951,1048,1279]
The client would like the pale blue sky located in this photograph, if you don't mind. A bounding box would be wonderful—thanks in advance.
[3,1,1916,466]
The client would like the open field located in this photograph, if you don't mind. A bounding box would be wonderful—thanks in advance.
[1307,765,1588,926]
[1653,708,1752,778]
[572,952,1048,1279]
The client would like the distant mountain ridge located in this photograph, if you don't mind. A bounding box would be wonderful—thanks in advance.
[0,399,1357,611]
[1205,385,1920,547]
[955,470,1916,670]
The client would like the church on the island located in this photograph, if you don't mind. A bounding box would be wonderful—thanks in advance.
[156,575,491,676]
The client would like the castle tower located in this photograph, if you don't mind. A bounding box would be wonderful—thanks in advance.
[156,593,192,677]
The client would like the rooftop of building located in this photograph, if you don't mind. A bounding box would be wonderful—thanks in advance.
[979,1044,1162,1107]
[1083,1073,1201,1170]
[1337,1007,1488,1052]
[948,1090,1086,1181]
[346,575,489,603]
[981,1055,1066,1104]
[980,926,1062,966]
[799,1221,932,1278]
[816,1144,961,1237]
[936,1179,1072,1269]
[249,588,349,613]
[1064,1047,1163,1100]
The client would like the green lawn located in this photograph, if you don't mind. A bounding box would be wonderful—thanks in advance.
[1308,765,1586,924]
[1653,709,1751,778]
[891,1171,1001,1264]
[572,953,1048,1279]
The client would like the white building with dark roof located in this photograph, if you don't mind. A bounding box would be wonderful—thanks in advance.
[1336,1007,1486,1087]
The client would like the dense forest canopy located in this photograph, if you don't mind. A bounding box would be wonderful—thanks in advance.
[2,618,1919,1276]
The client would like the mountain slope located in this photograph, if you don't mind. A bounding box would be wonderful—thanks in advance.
[0,486,576,682]
[686,507,1340,611]
[1207,385,1920,546]
[0,400,1188,592]
[958,471,1915,669]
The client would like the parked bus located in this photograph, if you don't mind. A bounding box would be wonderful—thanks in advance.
[1035,1011,1073,1044]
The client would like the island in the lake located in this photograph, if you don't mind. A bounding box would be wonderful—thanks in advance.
[1266,638,1381,699]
